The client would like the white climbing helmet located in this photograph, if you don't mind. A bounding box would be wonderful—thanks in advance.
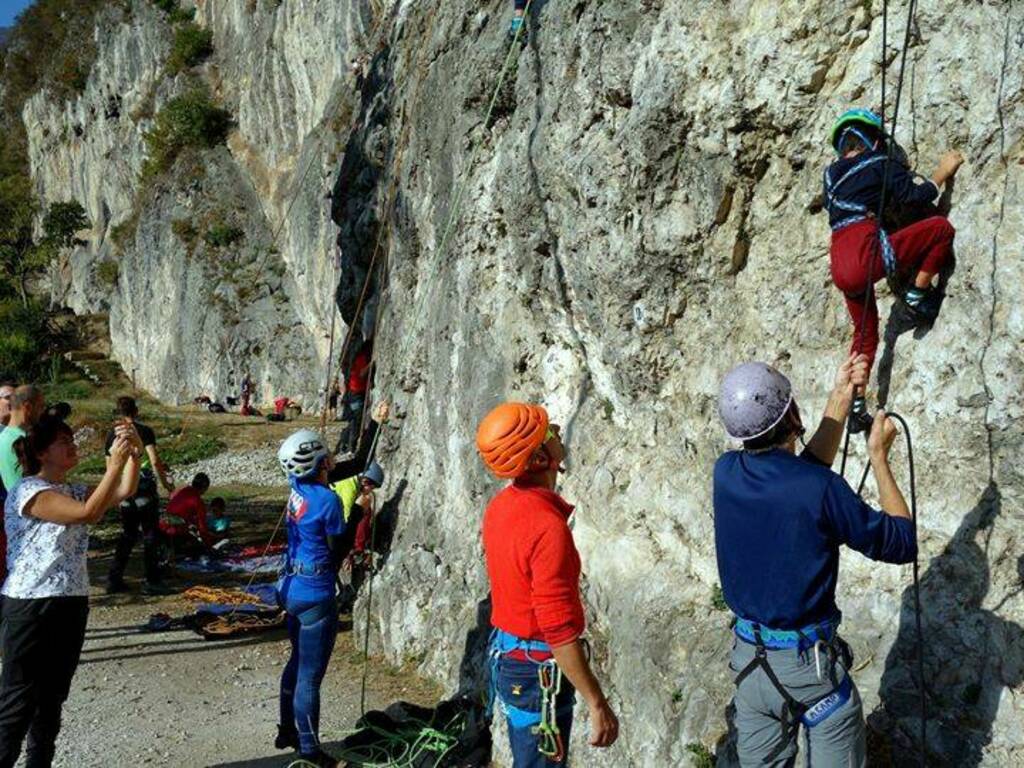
[277,429,329,479]
[718,362,794,441]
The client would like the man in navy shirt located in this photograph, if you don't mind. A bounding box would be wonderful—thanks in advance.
[714,354,915,766]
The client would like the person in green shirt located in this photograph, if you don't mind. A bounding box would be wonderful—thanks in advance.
[0,385,45,491]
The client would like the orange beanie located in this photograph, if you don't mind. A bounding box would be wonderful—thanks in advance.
[476,402,549,479]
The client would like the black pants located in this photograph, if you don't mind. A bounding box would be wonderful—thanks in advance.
[108,484,161,585]
[0,596,89,768]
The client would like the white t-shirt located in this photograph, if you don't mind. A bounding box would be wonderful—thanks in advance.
[3,476,90,599]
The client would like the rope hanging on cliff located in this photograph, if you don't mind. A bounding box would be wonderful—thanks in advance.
[354,3,536,720]
[326,2,445,445]
[432,0,534,268]
[836,1,928,763]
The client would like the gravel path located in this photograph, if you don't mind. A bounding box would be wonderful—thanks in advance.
[177,445,282,488]
[46,589,441,767]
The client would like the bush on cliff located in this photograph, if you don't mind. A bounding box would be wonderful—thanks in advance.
[141,88,231,179]
[167,23,213,74]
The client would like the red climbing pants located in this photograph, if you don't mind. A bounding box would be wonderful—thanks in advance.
[829,216,955,371]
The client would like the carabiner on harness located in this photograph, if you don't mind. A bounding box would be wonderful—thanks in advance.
[533,662,566,763]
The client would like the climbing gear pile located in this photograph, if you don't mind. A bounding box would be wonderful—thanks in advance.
[718,362,793,441]
[333,697,491,767]
[732,620,854,763]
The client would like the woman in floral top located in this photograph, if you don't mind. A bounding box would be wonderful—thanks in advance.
[0,415,143,767]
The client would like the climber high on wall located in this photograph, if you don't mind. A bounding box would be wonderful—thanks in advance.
[823,107,964,432]
[713,354,916,766]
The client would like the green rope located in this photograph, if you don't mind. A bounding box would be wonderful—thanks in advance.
[432,0,534,265]
[330,711,467,768]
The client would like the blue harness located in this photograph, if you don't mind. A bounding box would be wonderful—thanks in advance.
[486,630,571,730]
[734,616,837,651]
[824,154,897,276]
[733,617,854,762]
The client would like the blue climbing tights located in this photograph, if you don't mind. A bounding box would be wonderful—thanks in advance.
[514,0,527,9]
[279,596,339,756]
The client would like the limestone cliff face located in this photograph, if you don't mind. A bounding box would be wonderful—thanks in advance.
[22,0,1024,765]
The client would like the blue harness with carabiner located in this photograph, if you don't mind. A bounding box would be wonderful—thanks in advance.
[487,629,569,763]
[733,617,854,763]
[824,154,897,277]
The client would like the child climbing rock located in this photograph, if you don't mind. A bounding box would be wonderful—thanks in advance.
[509,0,527,39]
[823,108,964,430]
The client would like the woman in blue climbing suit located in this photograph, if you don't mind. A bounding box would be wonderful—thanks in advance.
[823,108,964,430]
[273,402,390,767]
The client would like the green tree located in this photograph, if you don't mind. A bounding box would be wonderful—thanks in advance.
[0,182,90,306]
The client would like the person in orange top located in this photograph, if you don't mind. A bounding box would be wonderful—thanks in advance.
[478,402,619,767]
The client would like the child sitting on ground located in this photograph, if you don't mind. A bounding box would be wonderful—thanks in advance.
[208,497,230,535]
[823,107,964,430]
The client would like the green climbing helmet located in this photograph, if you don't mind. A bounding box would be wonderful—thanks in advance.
[830,108,883,151]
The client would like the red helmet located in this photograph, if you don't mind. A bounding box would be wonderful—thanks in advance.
[476,402,549,478]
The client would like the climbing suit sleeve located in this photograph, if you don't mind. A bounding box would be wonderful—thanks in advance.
[822,475,917,564]
[881,161,940,207]
[528,524,584,648]
[323,492,345,538]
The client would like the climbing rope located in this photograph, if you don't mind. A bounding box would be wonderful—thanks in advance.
[182,585,267,606]
[357,424,385,716]
[285,709,468,768]
[834,1,926,762]
[322,2,445,454]
[433,0,533,268]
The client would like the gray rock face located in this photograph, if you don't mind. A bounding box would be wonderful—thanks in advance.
[22,0,1024,765]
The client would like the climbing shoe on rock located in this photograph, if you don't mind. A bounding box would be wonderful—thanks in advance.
[847,397,874,435]
[105,579,128,595]
[274,725,299,751]
[902,285,944,322]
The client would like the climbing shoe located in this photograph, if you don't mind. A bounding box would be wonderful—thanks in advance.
[902,285,943,322]
[847,397,874,435]
[274,725,299,751]
[105,579,128,595]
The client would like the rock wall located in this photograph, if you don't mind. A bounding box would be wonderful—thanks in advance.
[20,0,1024,764]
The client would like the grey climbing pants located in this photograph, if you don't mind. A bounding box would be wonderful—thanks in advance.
[730,639,866,768]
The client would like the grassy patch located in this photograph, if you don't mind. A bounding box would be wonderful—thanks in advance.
[711,585,727,611]
[95,260,119,286]
[167,23,213,74]
[160,432,225,465]
[686,743,715,768]
[203,223,244,248]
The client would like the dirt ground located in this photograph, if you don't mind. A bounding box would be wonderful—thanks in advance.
[38,498,442,768]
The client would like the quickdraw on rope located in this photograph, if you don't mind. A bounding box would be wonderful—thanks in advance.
[534,662,566,763]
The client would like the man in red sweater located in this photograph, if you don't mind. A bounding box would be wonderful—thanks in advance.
[478,402,618,767]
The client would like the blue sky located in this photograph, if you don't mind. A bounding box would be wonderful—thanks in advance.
[0,0,35,27]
